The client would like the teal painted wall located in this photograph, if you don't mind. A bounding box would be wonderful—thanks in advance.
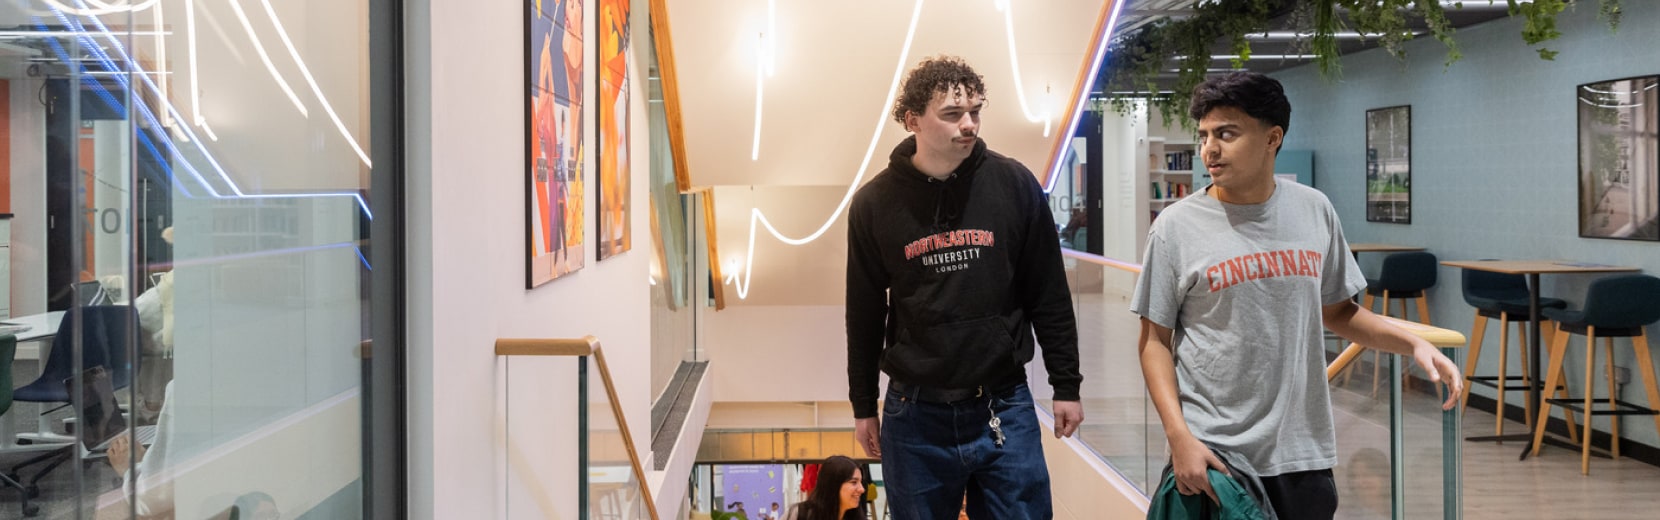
[1275,2,1660,449]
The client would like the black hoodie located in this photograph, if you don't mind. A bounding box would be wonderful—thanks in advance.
[845,136,1081,418]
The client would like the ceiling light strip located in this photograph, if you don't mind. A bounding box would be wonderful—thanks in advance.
[187,0,201,125]
[752,0,777,162]
[751,33,764,161]
[59,7,373,218]
[994,0,1051,137]
[155,1,171,128]
[258,0,373,167]
[730,0,926,300]
[1044,0,1125,193]
[44,0,159,17]
[226,0,308,118]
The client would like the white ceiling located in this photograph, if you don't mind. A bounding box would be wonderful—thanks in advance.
[667,0,1116,305]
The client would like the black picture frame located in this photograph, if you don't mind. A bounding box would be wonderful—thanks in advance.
[525,0,587,287]
[1577,74,1660,241]
[1365,105,1411,224]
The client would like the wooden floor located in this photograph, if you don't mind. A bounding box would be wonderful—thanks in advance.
[1063,289,1660,519]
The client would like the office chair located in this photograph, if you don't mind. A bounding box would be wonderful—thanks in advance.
[0,334,41,516]
[7,306,137,493]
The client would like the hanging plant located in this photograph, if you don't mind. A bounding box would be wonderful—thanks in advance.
[1101,0,1279,126]
[1101,0,1622,127]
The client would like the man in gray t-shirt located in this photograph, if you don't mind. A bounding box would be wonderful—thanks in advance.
[1130,72,1462,520]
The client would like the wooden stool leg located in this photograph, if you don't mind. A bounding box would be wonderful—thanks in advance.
[1416,297,1432,326]
[1364,293,1376,314]
[1532,323,1574,457]
[1557,355,1582,446]
[1604,336,1620,459]
[1629,332,1660,455]
[1582,327,1598,475]
[1461,313,1488,418]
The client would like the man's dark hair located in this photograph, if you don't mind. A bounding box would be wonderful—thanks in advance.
[892,55,987,125]
[1189,72,1291,138]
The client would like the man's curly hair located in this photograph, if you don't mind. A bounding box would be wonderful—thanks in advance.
[891,55,987,126]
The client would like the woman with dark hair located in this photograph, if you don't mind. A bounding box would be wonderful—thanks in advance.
[785,456,864,520]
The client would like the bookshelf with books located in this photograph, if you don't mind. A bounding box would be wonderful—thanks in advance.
[1107,103,1207,262]
[1145,132,1198,224]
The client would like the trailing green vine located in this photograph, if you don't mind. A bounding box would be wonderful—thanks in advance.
[1101,0,1622,127]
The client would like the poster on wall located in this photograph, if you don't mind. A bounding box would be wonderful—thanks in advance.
[1577,75,1659,241]
[527,0,587,288]
[721,464,785,517]
[596,0,632,260]
[1365,105,1411,224]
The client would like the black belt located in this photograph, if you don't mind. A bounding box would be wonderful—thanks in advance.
[888,380,1022,404]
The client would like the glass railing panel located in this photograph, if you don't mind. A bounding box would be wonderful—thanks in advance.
[502,355,583,520]
[588,354,652,520]
[1037,249,1156,492]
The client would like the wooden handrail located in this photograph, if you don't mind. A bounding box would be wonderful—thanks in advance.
[649,0,691,195]
[702,190,726,310]
[496,336,661,520]
[1325,316,1467,382]
[495,336,599,357]
[1061,247,1143,274]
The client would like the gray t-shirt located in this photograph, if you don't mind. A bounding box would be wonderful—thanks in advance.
[1130,179,1366,476]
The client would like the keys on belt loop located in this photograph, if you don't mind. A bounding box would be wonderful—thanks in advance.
[988,398,1005,447]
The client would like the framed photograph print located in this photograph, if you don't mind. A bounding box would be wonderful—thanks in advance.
[1577,75,1659,241]
[596,0,632,261]
[1365,105,1411,224]
[527,0,587,288]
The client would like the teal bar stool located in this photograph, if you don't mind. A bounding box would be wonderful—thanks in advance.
[1530,274,1660,475]
[1349,252,1438,396]
[1458,266,1577,439]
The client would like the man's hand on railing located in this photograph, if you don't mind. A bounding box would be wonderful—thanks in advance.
[1411,341,1464,410]
[1052,400,1083,438]
[855,417,882,458]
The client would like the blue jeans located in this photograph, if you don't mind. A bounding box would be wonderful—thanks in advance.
[880,383,1052,520]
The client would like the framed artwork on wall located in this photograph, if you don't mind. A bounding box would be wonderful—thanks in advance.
[1365,105,1411,224]
[526,0,587,288]
[596,0,632,261]
[1577,75,1659,241]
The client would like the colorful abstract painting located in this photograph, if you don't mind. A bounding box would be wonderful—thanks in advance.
[596,0,631,260]
[527,0,586,287]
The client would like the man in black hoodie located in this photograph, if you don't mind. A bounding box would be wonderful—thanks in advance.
[845,55,1083,519]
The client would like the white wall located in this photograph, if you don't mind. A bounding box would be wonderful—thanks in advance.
[406,0,654,517]
[705,304,861,404]
[8,75,44,316]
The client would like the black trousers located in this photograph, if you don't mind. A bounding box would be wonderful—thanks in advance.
[1260,469,1338,520]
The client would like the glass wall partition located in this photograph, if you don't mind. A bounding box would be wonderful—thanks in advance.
[645,1,709,445]
[0,0,400,518]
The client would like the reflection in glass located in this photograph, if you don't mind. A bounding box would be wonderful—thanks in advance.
[0,1,374,517]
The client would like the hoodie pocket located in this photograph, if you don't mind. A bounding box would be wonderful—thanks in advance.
[888,315,1018,387]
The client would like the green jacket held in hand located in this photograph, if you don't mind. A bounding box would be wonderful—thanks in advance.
[1147,469,1266,520]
